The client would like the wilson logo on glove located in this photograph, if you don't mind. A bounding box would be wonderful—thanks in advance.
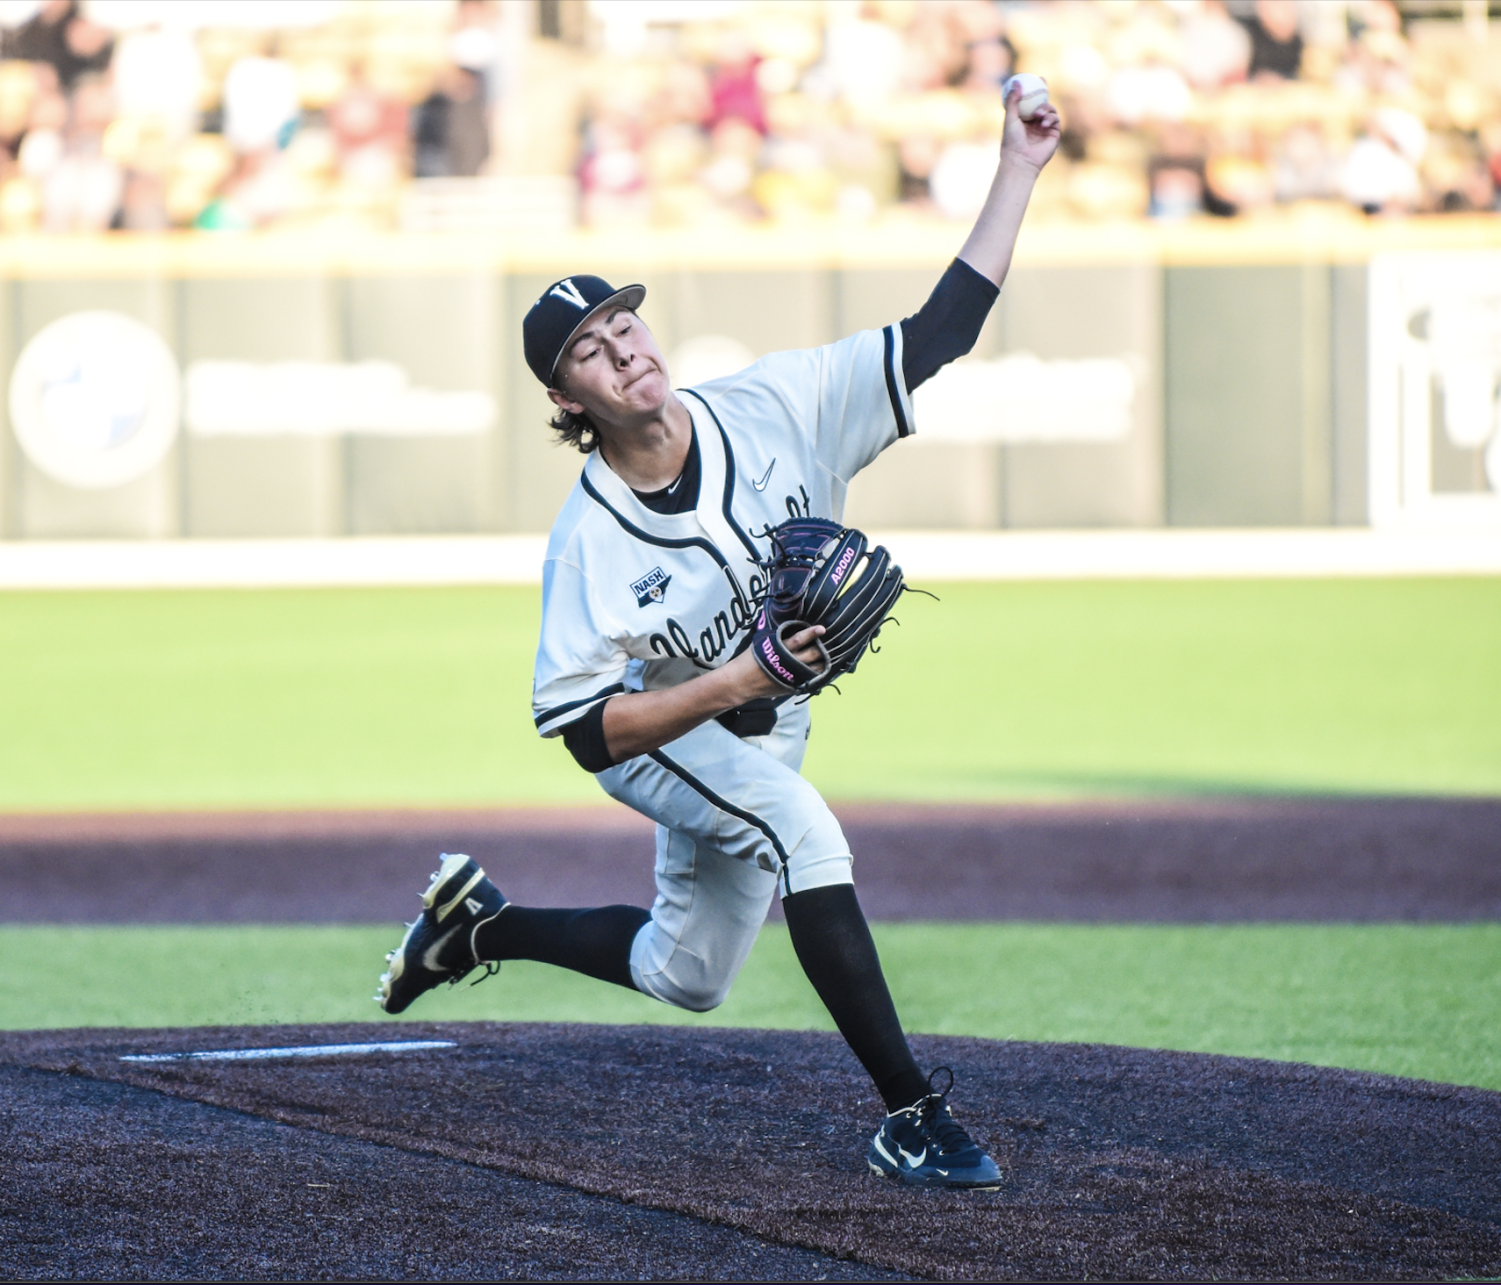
[748,516,909,696]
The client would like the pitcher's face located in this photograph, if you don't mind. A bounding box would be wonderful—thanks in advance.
[548,307,671,426]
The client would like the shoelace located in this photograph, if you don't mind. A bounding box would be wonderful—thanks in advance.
[916,1066,978,1158]
[465,961,502,988]
[461,913,506,988]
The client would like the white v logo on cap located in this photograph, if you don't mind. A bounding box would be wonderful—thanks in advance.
[550,278,589,309]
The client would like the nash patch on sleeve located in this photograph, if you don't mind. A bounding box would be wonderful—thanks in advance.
[631,566,672,607]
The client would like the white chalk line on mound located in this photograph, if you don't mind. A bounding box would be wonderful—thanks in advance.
[120,1039,456,1064]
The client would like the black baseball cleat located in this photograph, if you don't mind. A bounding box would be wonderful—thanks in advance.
[867,1067,1003,1190]
[377,853,507,1014]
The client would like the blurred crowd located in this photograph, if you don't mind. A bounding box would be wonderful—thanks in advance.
[574,0,1501,225]
[0,0,498,232]
[0,0,1496,235]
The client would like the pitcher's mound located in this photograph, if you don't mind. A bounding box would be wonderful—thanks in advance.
[5,1022,1499,1282]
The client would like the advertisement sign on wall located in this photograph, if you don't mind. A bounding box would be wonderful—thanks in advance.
[1368,252,1501,529]
[8,311,180,490]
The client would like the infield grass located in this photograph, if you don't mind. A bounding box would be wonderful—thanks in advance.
[4,922,1497,1093]
[0,578,1498,809]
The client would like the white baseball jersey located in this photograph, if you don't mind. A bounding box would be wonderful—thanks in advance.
[530,322,916,1009]
[532,323,915,739]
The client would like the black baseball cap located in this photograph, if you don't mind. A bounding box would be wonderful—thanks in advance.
[523,274,647,388]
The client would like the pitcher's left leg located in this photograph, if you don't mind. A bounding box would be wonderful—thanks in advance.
[596,715,851,1010]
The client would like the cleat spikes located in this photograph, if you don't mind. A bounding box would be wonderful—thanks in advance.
[377,854,507,1015]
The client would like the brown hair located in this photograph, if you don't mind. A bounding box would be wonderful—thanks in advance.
[546,370,603,454]
[548,405,600,454]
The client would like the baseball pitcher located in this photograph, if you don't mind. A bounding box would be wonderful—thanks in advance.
[378,81,1061,1190]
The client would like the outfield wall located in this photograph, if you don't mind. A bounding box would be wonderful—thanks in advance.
[1,215,1497,539]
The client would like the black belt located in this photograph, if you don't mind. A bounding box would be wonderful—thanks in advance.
[715,696,785,738]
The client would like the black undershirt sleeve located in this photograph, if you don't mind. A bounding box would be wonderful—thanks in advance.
[899,257,1000,394]
[561,700,615,773]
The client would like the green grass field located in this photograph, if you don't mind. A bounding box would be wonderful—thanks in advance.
[3,922,1497,1092]
[3,578,1497,1089]
[1,578,1497,810]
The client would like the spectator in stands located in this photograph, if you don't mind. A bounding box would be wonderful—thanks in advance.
[1340,0,1410,97]
[896,135,938,206]
[201,44,299,228]
[902,2,971,92]
[580,108,649,225]
[1439,160,1495,214]
[117,168,167,231]
[3,0,111,93]
[15,61,63,181]
[0,57,36,167]
[42,71,120,231]
[1242,0,1303,81]
[222,47,297,155]
[1424,131,1496,214]
[413,65,489,178]
[1274,122,1338,203]
[1148,122,1239,219]
[111,22,201,144]
[107,20,199,232]
[451,0,501,100]
[706,31,765,135]
[1483,123,1501,208]
[329,63,408,196]
[1148,155,1208,220]
[1341,110,1425,215]
[1179,1,1250,91]
[1206,128,1274,212]
[1106,57,1193,128]
[962,29,1014,96]
[0,0,1495,234]
[819,7,903,110]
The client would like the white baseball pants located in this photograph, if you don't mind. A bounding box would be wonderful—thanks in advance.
[594,701,854,1012]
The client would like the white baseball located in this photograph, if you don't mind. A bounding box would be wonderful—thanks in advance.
[1003,73,1050,121]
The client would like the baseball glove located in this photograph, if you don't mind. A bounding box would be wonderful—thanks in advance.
[748,516,906,694]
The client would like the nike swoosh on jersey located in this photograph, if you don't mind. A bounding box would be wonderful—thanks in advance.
[750,459,776,491]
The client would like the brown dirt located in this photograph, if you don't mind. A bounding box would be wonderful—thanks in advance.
[6,797,1498,1279]
[0,1060,907,1282]
[3,796,1499,925]
[3,1022,1498,1282]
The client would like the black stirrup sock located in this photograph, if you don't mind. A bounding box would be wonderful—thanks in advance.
[472,905,651,991]
[782,883,930,1112]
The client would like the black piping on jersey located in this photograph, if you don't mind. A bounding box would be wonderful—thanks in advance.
[580,471,730,569]
[533,680,627,730]
[882,325,912,439]
[577,430,763,669]
[573,465,762,666]
[678,389,765,567]
[646,749,794,887]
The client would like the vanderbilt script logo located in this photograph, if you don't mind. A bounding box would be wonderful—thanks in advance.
[648,565,766,666]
